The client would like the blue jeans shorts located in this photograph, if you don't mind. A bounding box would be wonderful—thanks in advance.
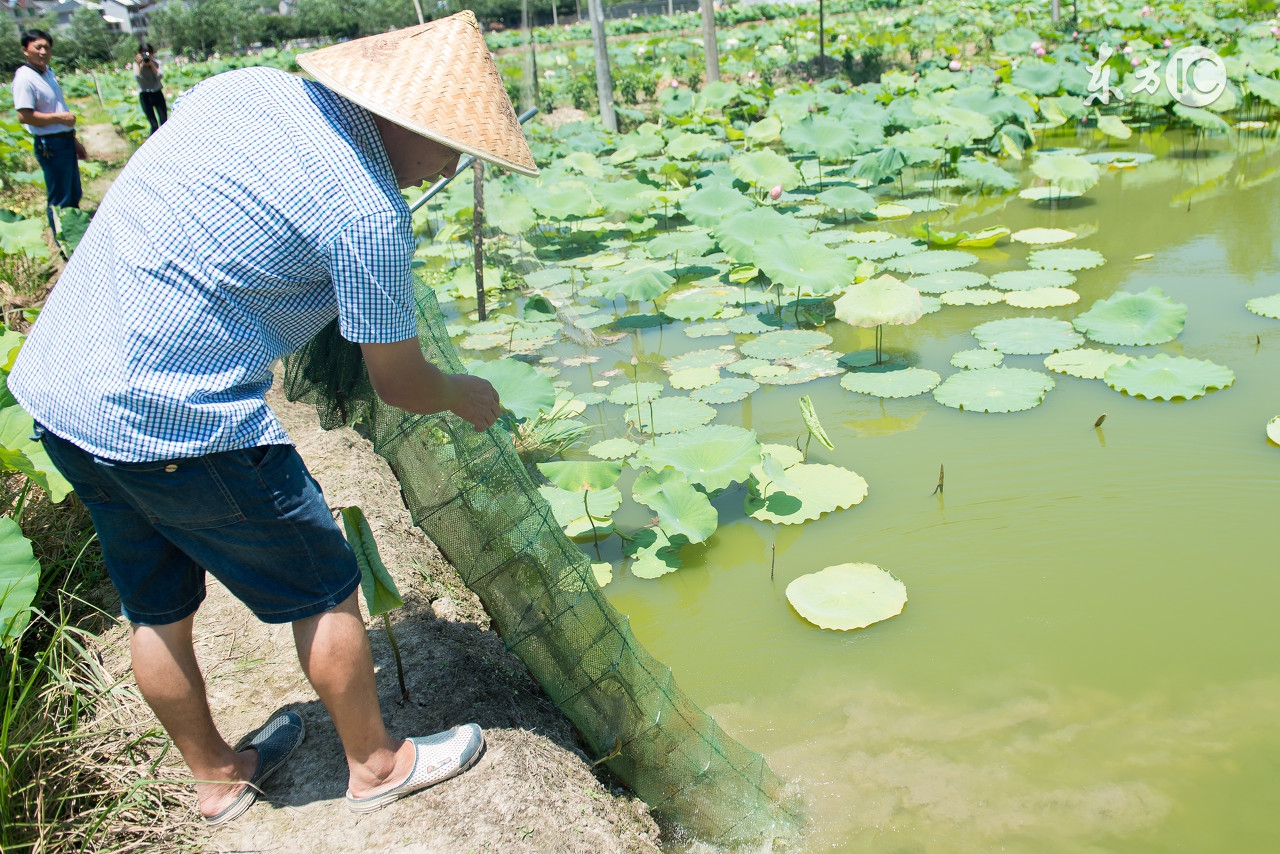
[36,425,361,626]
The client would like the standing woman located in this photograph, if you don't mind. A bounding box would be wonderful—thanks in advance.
[135,43,167,135]
[12,29,86,230]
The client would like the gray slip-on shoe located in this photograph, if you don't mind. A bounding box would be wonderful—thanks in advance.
[346,723,484,814]
[204,710,306,826]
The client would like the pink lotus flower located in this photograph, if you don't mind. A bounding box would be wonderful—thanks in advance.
[949,59,962,71]
[1140,5,1151,15]
[1030,40,1042,51]
[1131,57,1141,67]
[1164,38,1173,47]
[747,70,758,79]
[1123,45,1133,55]
[769,184,783,200]
[669,79,679,88]
[1072,31,1079,39]
[1272,26,1280,35]
[1035,47,1046,56]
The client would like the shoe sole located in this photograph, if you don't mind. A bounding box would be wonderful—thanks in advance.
[346,730,485,814]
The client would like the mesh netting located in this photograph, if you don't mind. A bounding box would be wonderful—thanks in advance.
[283,277,802,845]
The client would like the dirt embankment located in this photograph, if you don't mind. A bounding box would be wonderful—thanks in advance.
[92,383,661,853]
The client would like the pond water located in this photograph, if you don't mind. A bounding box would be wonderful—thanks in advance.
[561,129,1280,853]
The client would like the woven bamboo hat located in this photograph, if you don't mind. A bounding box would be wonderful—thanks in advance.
[297,11,538,177]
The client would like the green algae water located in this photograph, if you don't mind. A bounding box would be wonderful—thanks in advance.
[588,130,1280,852]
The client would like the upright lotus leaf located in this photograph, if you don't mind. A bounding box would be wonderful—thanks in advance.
[537,460,623,492]
[697,79,742,111]
[799,395,834,451]
[468,359,556,421]
[957,158,1020,192]
[1044,348,1132,380]
[1028,248,1106,272]
[1072,287,1187,346]
[1030,155,1100,195]
[1103,355,1235,401]
[632,468,718,544]
[0,218,49,260]
[1246,294,1280,319]
[593,179,659,218]
[883,250,979,276]
[1172,103,1232,134]
[562,151,604,178]
[713,207,808,264]
[488,192,538,236]
[1097,115,1132,140]
[782,115,859,161]
[746,462,868,525]
[840,367,941,398]
[972,317,1083,355]
[990,269,1078,291]
[645,230,714,264]
[892,123,974,151]
[816,186,877,216]
[786,563,907,631]
[625,527,689,579]
[341,506,404,618]
[538,484,623,531]
[730,150,803,192]
[834,275,924,328]
[602,265,676,302]
[0,406,73,502]
[0,518,39,643]
[932,367,1057,413]
[658,86,695,116]
[1011,60,1063,95]
[744,115,783,146]
[532,179,601,220]
[624,397,717,434]
[630,424,761,492]
[682,185,755,228]
[740,330,833,361]
[752,235,861,296]
[851,146,911,185]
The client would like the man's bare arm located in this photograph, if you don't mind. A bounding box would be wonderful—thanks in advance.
[359,338,501,431]
[16,107,75,128]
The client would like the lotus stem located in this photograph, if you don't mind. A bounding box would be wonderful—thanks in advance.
[584,489,602,559]
[382,612,409,704]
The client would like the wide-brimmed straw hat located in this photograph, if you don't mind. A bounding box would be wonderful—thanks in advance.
[297,11,538,177]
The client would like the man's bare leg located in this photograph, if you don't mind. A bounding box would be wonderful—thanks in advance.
[130,615,259,817]
[292,590,416,797]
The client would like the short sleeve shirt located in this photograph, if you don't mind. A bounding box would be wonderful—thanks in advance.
[9,67,417,462]
[11,64,74,135]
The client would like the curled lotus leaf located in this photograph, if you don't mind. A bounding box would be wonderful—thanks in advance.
[783,115,860,161]
[786,563,907,631]
[1097,115,1132,140]
[599,264,676,302]
[1172,103,1232,134]
[607,381,663,405]
[972,317,1083,355]
[1072,287,1187,346]
[589,438,640,460]
[932,367,1057,413]
[1103,355,1235,401]
[1030,154,1100,195]
[666,348,738,373]
[942,288,1005,306]
[1043,348,1132,380]
[1011,227,1077,245]
[740,329,833,360]
[592,562,613,587]
[1268,416,1280,445]
[1245,293,1280,319]
[839,367,941,398]
[760,443,804,469]
[624,397,717,434]
[669,367,721,390]
[834,275,924,328]
[692,377,759,404]
[1004,287,1080,309]
[746,463,868,525]
[883,250,979,276]
[951,348,1005,369]
[957,227,1013,248]
[989,269,1078,291]
[632,468,718,544]
[909,271,990,294]
[631,424,762,492]
[1028,248,1106,272]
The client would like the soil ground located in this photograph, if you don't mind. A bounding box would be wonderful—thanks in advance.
[89,381,662,853]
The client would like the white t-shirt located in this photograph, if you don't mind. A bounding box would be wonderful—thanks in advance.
[12,64,73,136]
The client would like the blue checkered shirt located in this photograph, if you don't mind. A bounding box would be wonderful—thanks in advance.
[10,67,418,462]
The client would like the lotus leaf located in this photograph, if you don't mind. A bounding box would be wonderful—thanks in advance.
[896,197,954,213]
[632,468,718,544]
[957,227,1013,248]
[0,518,39,641]
[744,115,783,146]
[852,146,911,185]
[1172,103,1231,134]
[760,443,804,469]
[666,348,738,373]
[740,330,833,361]
[592,562,613,587]
[0,218,49,260]
[726,314,772,335]
[1019,186,1081,202]
[625,397,717,434]
[1005,287,1080,309]
[664,294,724,323]
[845,231,895,244]
[942,288,1006,306]
[1097,115,1133,140]
[933,367,1056,413]
[714,207,808,264]
[1103,355,1235,401]
[1268,416,1280,445]
[746,463,868,525]
[667,132,718,161]
[989,268,1078,291]
[1012,61,1063,95]
[645,229,715,263]
[1073,287,1187,346]
[909,271,989,293]
[464,358,556,421]
[1011,228,1076,245]
[834,275,923,328]
[1043,348,1132,380]
[870,203,913,220]
[921,296,943,315]
[731,150,803,191]
[753,235,860,296]
[538,485,623,529]
[816,186,877,215]
[669,367,721,390]
[682,185,755,228]
[786,563,907,631]
[631,424,762,492]
[692,377,759,404]
[783,115,859,161]
[957,158,1020,191]
[626,527,688,579]
[972,317,1083,355]
[659,87,695,116]
[1030,155,1100,195]
[1028,248,1106,272]
[600,265,676,302]
[1245,294,1280,319]
[951,348,1004,369]
[840,367,941,398]
[532,180,601,220]
[760,350,842,385]
[607,381,662,406]
[589,438,639,460]
[0,407,72,502]
[726,357,771,375]
[845,237,927,262]
[883,250,979,276]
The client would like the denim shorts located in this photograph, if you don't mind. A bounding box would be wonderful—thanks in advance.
[36,425,361,626]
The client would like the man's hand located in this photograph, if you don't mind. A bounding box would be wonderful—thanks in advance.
[360,339,503,431]
[74,140,87,160]
[442,374,501,432]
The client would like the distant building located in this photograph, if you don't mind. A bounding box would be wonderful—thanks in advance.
[6,0,43,35]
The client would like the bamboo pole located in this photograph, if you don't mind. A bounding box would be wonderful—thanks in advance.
[473,160,487,321]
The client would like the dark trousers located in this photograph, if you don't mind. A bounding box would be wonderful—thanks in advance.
[32,132,81,231]
[140,90,168,134]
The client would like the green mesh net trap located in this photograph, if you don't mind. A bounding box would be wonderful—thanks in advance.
[283,277,803,845]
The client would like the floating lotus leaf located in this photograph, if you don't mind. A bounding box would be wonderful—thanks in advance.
[631,424,762,492]
[1043,348,1132,380]
[753,235,861,296]
[956,227,1013,248]
[870,203,913,220]
[726,357,770,375]
[786,563,907,631]
[834,275,924,328]
[1011,227,1077,245]
[942,288,1006,306]
[816,185,877,215]
[740,330,833,360]
[624,396,717,434]
[921,296,943,314]
[1005,287,1080,308]
[844,237,927,262]
[632,468,718,544]
[607,381,663,406]
[600,264,676,302]
[468,359,556,420]
[972,317,1083,355]
[747,462,868,525]
[951,348,1004,369]
[883,250,978,276]
[909,271,990,293]
[726,314,772,335]
[537,460,623,493]
[759,350,842,385]
[896,197,953,213]
[989,269,1078,291]
[845,230,895,244]
[731,149,803,191]
[625,527,688,579]
[691,377,759,404]
[1072,287,1187,346]
[538,484,623,529]
[1019,186,1081,202]
[932,367,1056,412]
[666,348,738,373]
[714,207,809,264]
[1103,355,1235,401]
[685,321,731,338]
[589,438,640,460]
[1268,416,1280,445]
[839,367,941,398]
[1030,155,1100,195]
[682,185,755,228]
[957,158,1020,191]
[1028,248,1106,272]
[1245,293,1280,319]
[669,367,721,390]
[664,293,724,322]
